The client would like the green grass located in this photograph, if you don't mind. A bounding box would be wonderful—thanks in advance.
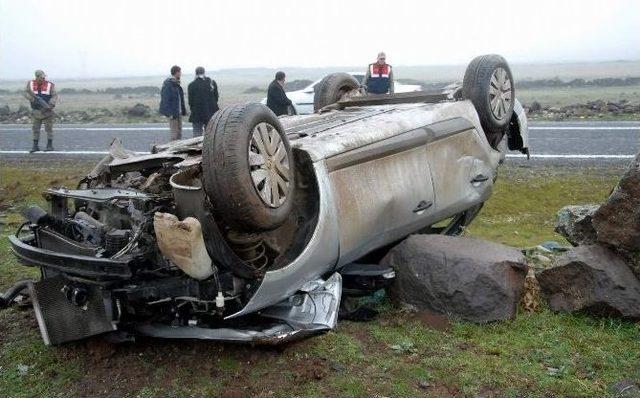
[0,160,637,398]
[516,84,640,108]
[467,166,621,247]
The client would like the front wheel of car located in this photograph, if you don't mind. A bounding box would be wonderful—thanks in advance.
[463,54,515,149]
[202,103,296,231]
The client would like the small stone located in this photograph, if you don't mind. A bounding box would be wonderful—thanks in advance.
[17,364,29,376]
[535,254,551,263]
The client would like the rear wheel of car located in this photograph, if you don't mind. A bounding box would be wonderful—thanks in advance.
[462,55,515,148]
[313,73,360,112]
[202,103,296,231]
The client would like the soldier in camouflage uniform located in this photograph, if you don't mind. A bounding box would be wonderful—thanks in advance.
[24,70,58,152]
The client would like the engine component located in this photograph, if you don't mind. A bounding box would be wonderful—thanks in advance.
[105,229,130,255]
[153,212,215,280]
[24,205,50,225]
[31,276,116,345]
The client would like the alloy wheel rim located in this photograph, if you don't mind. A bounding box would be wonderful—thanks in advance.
[248,122,290,208]
[489,67,512,121]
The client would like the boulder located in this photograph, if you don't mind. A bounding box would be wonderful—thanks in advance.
[529,101,542,112]
[555,205,599,246]
[0,105,10,116]
[537,245,640,319]
[593,153,640,250]
[126,103,150,117]
[382,235,528,323]
[593,153,640,278]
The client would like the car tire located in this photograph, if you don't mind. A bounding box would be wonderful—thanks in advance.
[202,103,296,231]
[462,55,515,148]
[313,73,360,112]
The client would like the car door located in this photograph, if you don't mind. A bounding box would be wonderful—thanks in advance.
[423,118,498,218]
[325,128,435,265]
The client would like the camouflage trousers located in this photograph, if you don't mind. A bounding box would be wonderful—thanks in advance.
[32,109,54,141]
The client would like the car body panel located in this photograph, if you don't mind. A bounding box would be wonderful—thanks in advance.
[233,102,502,314]
[513,99,529,150]
[227,161,340,319]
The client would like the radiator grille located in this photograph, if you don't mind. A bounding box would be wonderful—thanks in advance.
[31,276,116,345]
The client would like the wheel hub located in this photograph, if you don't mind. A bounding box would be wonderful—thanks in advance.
[489,67,512,121]
[248,122,291,208]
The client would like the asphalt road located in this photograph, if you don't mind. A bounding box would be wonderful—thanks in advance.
[0,120,638,160]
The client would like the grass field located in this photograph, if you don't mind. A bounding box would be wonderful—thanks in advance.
[1,85,638,117]
[1,159,638,398]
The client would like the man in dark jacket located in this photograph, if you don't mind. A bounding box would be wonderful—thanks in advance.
[159,65,187,140]
[266,71,292,116]
[187,66,219,137]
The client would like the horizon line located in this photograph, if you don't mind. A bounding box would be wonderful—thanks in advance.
[1,59,639,82]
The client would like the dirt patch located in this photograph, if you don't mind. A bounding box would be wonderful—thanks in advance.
[292,357,329,381]
[412,310,452,332]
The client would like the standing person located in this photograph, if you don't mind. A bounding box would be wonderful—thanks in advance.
[187,66,219,137]
[266,71,292,116]
[24,70,58,152]
[362,52,395,95]
[159,65,187,140]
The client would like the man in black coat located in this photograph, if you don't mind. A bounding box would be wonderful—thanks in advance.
[188,66,219,137]
[266,71,292,116]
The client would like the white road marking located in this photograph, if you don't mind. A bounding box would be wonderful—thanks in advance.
[529,126,640,130]
[0,150,146,155]
[506,154,635,159]
[0,126,638,132]
[0,127,192,131]
[0,150,635,159]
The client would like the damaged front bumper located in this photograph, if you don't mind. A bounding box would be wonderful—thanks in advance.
[135,273,342,344]
[14,243,341,345]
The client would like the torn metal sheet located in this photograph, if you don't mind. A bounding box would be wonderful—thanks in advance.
[136,273,341,344]
[44,187,153,202]
[109,152,186,174]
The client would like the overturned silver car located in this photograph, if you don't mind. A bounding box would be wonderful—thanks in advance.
[6,55,528,345]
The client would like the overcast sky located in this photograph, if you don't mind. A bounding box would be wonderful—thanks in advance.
[0,0,638,80]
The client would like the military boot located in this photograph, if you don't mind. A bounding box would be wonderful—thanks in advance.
[29,140,39,153]
[45,139,54,152]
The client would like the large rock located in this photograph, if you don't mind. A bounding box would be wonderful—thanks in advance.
[555,205,599,246]
[593,153,640,278]
[537,245,640,319]
[382,235,528,323]
[126,103,150,117]
[529,101,542,112]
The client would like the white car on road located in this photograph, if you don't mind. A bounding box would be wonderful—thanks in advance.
[262,72,422,115]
